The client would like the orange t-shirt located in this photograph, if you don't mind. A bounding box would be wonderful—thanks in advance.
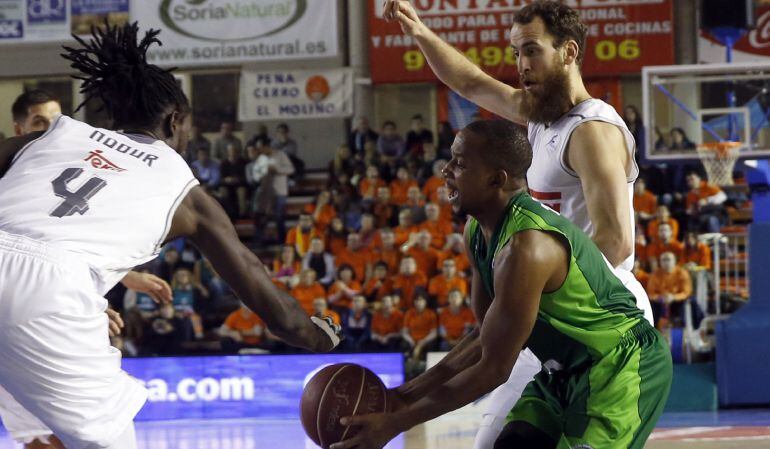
[438,202,453,223]
[634,268,650,290]
[371,309,404,336]
[392,272,428,310]
[635,243,647,265]
[633,190,658,217]
[327,280,363,308]
[423,176,445,203]
[647,267,693,301]
[404,308,438,341]
[363,278,393,302]
[685,242,712,269]
[439,307,475,340]
[428,275,468,307]
[286,227,321,256]
[436,251,471,275]
[360,178,386,199]
[326,234,347,257]
[335,248,372,282]
[373,202,396,228]
[646,240,685,265]
[360,229,382,250]
[304,203,337,232]
[394,225,419,247]
[390,179,419,205]
[687,181,723,210]
[647,218,680,243]
[407,246,440,278]
[371,247,401,274]
[224,309,264,345]
[420,219,453,249]
[290,283,327,315]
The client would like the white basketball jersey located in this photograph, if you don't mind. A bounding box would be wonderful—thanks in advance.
[0,115,199,294]
[527,99,639,271]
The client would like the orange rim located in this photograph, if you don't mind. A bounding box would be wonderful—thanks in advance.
[697,141,742,158]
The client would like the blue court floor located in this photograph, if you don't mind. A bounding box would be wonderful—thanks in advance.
[0,410,769,449]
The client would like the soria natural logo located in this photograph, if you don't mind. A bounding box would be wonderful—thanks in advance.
[159,0,307,42]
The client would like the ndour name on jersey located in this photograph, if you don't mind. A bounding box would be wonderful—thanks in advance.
[89,130,159,168]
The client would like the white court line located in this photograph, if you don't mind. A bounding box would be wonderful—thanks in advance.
[649,427,732,440]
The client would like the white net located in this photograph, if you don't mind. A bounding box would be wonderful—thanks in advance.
[696,143,742,186]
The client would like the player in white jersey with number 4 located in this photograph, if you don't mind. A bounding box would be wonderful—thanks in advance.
[0,24,341,449]
[382,1,653,447]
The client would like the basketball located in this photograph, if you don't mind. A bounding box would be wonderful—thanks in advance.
[300,363,388,449]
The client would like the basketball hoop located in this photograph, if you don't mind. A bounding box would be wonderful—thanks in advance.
[696,142,742,186]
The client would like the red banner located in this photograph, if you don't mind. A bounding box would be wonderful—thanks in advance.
[368,0,675,84]
[699,6,770,63]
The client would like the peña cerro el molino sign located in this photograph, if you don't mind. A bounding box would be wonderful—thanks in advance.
[159,0,308,42]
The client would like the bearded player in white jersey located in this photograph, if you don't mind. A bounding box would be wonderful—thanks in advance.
[0,24,341,449]
[382,1,653,447]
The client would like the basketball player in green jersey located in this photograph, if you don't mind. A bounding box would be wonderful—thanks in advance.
[331,121,672,449]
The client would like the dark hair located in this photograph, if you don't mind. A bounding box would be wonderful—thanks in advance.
[277,123,289,133]
[12,89,59,123]
[624,104,643,130]
[383,120,396,128]
[514,1,588,66]
[374,261,389,270]
[338,263,356,281]
[464,120,532,181]
[62,22,190,132]
[411,114,423,121]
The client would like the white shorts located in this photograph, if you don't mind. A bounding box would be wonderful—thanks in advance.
[0,385,51,444]
[0,230,148,449]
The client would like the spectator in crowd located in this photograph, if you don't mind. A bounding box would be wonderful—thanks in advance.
[415,143,439,184]
[329,144,359,185]
[191,148,221,190]
[670,127,696,151]
[371,296,403,350]
[247,123,270,147]
[428,258,468,308]
[349,117,379,156]
[326,216,348,256]
[302,237,336,287]
[647,252,693,329]
[392,256,427,310]
[312,298,341,326]
[422,159,448,203]
[647,205,679,244]
[11,89,60,136]
[342,295,372,351]
[438,289,475,350]
[402,294,438,361]
[647,223,685,270]
[363,261,394,302]
[272,245,302,286]
[143,303,190,355]
[436,121,455,159]
[376,229,402,274]
[633,259,650,290]
[361,140,381,169]
[437,234,471,276]
[335,233,373,282]
[171,268,206,340]
[286,213,321,257]
[633,178,657,224]
[685,171,727,233]
[359,213,381,249]
[404,186,427,222]
[635,230,649,272]
[405,114,434,160]
[420,203,452,249]
[185,125,211,163]
[291,269,326,315]
[155,247,185,282]
[328,264,363,311]
[390,166,418,205]
[684,232,712,269]
[304,191,336,233]
[360,165,386,202]
[219,305,265,353]
[213,121,242,160]
[193,257,229,302]
[434,185,454,223]
[394,209,418,246]
[623,105,645,159]
[219,143,248,218]
[377,120,405,161]
[402,230,440,278]
[373,186,397,228]
[252,138,294,245]
[272,123,305,178]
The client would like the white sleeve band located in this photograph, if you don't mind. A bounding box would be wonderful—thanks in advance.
[310,316,341,349]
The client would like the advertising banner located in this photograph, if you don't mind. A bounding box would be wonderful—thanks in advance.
[71,0,129,35]
[0,0,70,42]
[130,0,339,67]
[368,0,674,84]
[239,68,354,121]
[122,353,404,421]
[699,5,770,63]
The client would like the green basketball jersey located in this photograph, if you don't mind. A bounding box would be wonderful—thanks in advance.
[467,192,644,371]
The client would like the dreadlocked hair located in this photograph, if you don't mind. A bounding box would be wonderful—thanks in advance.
[62,21,190,131]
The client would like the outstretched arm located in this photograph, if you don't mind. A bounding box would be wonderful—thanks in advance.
[168,186,339,353]
[383,1,525,124]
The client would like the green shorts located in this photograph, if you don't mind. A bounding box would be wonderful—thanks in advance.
[506,322,673,449]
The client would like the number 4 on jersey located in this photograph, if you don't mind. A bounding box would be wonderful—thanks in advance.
[50,168,107,218]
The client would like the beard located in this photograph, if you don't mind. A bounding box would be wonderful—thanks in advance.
[520,63,574,124]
